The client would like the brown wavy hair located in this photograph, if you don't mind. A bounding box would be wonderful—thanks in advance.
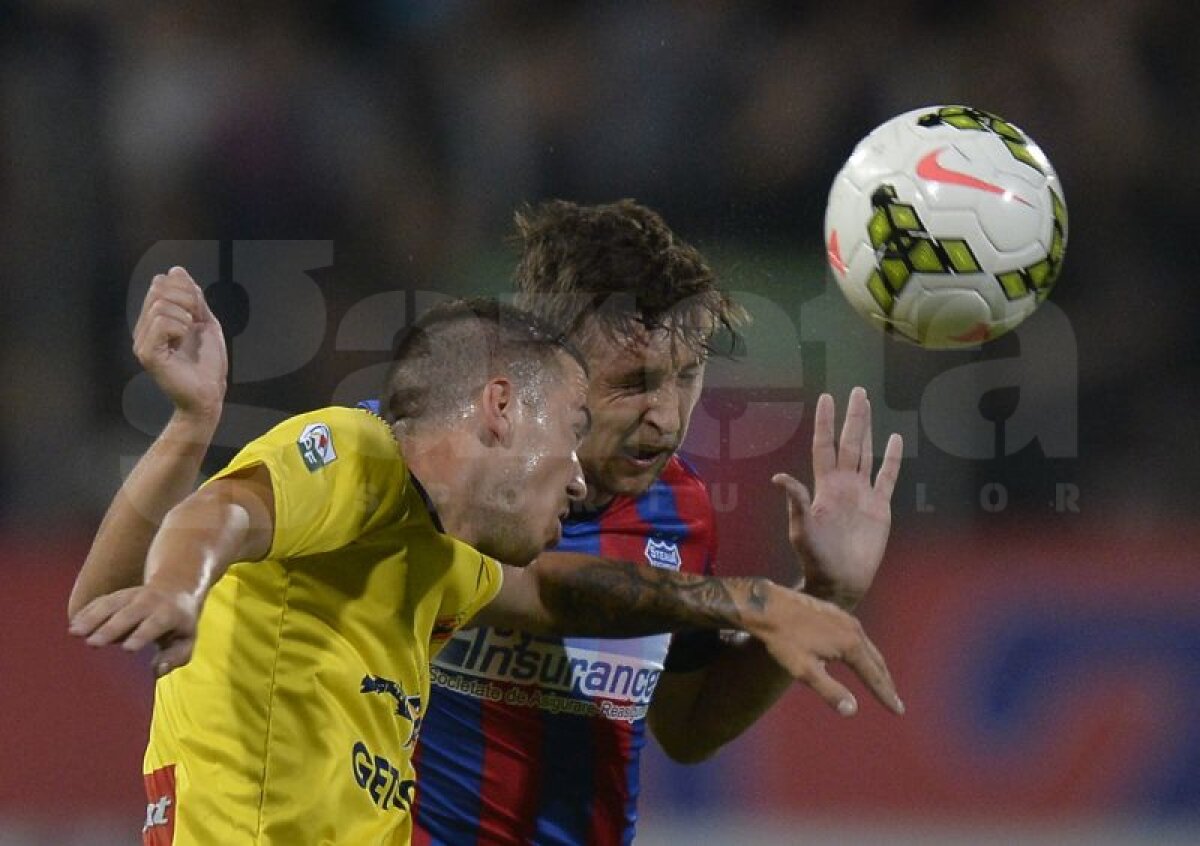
[511,199,747,357]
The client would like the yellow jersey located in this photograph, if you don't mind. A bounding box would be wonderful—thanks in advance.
[141,407,503,845]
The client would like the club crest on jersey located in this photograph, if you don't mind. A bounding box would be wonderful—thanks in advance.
[361,674,423,748]
[644,537,682,570]
[297,422,337,472]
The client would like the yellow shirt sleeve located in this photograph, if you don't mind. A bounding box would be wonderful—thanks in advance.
[208,407,407,560]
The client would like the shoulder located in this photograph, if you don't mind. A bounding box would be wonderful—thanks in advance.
[275,406,397,459]
[233,407,402,487]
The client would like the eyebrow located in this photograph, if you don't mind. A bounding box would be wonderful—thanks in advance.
[612,358,703,383]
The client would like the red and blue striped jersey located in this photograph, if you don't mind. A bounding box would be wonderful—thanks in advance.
[411,456,717,846]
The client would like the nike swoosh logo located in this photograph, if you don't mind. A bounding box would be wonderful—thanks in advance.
[826,228,848,275]
[916,147,1032,207]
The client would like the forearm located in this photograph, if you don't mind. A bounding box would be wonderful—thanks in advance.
[69,410,219,617]
[143,490,257,601]
[68,471,272,673]
[531,551,773,637]
[650,640,794,763]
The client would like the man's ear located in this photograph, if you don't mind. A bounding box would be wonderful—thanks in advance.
[479,378,514,446]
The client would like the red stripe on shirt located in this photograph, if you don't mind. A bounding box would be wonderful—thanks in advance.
[474,694,546,845]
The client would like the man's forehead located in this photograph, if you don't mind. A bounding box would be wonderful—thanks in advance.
[584,327,705,372]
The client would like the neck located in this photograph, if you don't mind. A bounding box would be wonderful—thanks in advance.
[396,430,480,546]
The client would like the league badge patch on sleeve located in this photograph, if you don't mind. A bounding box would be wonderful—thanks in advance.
[298,422,337,471]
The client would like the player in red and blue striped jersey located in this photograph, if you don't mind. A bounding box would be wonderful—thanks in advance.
[405,200,904,845]
[411,455,715,845]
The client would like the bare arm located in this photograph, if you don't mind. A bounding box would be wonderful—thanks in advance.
[474,551,903,720]
[649,640,792,763]
[477,552,759,636]
[68,267,226,618]
[68,467,273,674]
[68,412,219,617]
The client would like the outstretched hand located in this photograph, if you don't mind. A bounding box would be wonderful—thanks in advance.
[772,387,903,609]
[68,585,200,676]
[134,266,227,419]
[743,580,904,717]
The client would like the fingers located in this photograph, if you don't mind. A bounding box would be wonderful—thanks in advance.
[79,598,157,648]
[841,628,905,715]
[134,267,218,366]
[121,611,178,653]
[803,661,859,717]
[141,300,195,336]
[170,266,217,324]
[143,268,204,321]
[133,313,190,369]
[837,386,868,474]
[763,591,905,717]
[68,587,143,638]
[774,596,904,717]
[873,433,904,500]
[136,268,207,332]
[817,386,903,490]
[811,393,836,477]
[770,472,811,520]
[799,610,903,717]
[861,393,875,478]
[69,588,188,656]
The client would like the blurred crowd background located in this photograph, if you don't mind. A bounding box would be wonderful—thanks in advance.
[2,2,1199,844]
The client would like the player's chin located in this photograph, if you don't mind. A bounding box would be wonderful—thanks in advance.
[612,455,669,494]
[504,546,539,568]
[506,524,561,568]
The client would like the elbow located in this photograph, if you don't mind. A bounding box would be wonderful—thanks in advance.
[656,733,722,765]
[662,742,719,766]
[650,717,725,765]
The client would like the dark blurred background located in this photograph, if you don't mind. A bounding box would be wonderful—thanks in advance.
[2,2,1199,844]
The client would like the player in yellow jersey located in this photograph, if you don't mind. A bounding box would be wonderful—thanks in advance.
[78,294,592,845]
[70,268,903,845]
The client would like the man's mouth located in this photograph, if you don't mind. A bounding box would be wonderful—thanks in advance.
[620,445,673,468]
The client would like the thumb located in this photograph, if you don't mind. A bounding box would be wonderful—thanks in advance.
[154,637,195,677]
[771,473,812,518]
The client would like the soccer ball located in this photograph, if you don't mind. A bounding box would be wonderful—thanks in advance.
[824,105,1067,348]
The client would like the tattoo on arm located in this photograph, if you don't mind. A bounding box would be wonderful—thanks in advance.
[537,555,771,637]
